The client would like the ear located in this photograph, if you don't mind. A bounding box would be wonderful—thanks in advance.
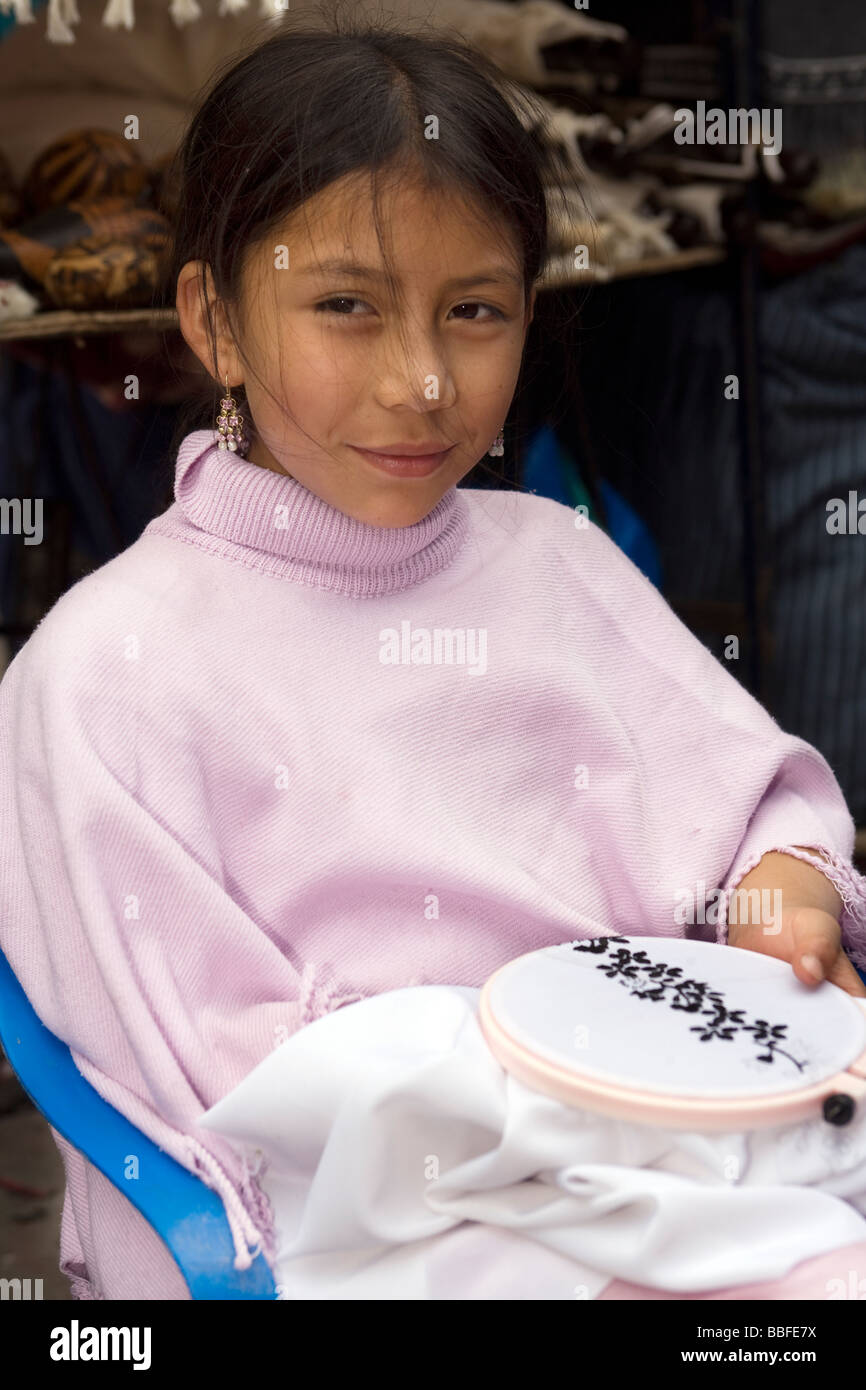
[175,260,244,388]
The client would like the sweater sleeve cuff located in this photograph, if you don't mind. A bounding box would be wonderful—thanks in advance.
[715,843,866,973]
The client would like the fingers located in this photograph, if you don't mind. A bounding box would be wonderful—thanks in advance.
[789,905,842,987]
[790,949,866,997]
[729,905,866,998]
[826,952,866,999]
[788,908,866,997]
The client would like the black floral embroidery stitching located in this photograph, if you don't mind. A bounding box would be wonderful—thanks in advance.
[571,935,806,1072]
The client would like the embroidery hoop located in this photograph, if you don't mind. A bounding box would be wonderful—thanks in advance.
[479,935,866,1131]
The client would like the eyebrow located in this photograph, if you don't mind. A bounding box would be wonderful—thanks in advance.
[295,258,523,290]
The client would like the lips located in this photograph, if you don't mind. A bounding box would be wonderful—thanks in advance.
[350,443,455,478]
[353,443,450,456]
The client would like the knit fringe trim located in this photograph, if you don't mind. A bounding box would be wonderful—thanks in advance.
[297,958,368,1028]
[69,1275,103,1299]
[183,1134,275,1272]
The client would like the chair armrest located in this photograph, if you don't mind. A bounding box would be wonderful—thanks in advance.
[0,944,275,1299]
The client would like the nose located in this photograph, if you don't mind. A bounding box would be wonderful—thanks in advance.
[371,319,458,415]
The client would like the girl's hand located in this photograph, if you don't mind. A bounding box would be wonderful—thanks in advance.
[729,904,866,999]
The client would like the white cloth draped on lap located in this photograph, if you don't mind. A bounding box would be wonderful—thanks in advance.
[199,985,866,1300]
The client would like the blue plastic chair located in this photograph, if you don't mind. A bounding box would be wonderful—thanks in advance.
[0,942,276,1299]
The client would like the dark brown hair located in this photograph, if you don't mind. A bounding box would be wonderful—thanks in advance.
[158,3,575,490]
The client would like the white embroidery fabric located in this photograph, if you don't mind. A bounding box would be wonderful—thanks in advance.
[200,982,866,1300]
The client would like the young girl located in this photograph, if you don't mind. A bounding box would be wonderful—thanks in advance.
[2,16,866,1301]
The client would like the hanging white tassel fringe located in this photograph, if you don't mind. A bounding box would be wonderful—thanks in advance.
[46,0,79,42]
[101,0,134,33]
[11,0,285,41]
[169,0,203,26]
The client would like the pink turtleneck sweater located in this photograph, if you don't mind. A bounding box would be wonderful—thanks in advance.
[2,428,865,1300]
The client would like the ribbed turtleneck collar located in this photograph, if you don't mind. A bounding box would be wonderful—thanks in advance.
[167,430,470,598]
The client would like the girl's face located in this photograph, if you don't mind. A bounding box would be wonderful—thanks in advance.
[178,169,536,528]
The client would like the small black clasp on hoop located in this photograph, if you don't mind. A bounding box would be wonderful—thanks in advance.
[823,1092,856,1125]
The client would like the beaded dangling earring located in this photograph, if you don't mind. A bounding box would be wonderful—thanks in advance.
[216,373,250,457]
[488,425,504,458]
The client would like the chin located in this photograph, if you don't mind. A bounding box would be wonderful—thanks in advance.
[358,498,440,529]
[364,484,443,522]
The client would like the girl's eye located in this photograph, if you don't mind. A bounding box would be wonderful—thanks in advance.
[315,296,371,316]
[314,297,505,321]
[449,302,504,322]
